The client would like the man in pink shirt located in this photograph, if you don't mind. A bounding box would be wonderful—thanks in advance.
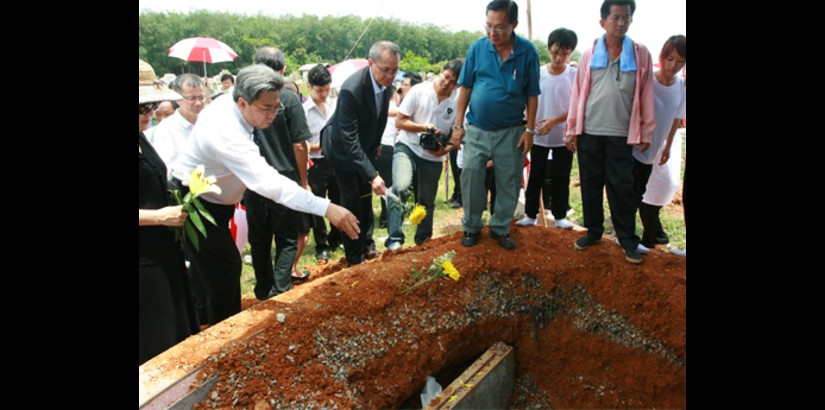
[564,0,655,264]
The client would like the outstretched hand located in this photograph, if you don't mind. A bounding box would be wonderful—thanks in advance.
[325,204,361,240]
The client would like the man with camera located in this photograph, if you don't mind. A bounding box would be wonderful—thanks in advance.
[385,59,464,252]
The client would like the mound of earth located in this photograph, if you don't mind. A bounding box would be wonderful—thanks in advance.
[142,225,686,409]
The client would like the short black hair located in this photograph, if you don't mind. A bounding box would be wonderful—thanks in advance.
[600,0,636,20]
[404,72,423,87]
[660,35,686,61]
[307,64,332,86]
[487,0,518,24]
[547,28,578,51]
[442,58,464,79]
[220,74,234,83]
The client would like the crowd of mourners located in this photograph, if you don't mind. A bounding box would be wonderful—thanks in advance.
[139,0,685,366]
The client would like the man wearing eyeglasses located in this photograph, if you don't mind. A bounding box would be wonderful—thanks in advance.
[565,0,655,265]
[171,65,360,326]
[150,74,206,174]
[243,46,316,300]
[322,41,400,266]
[449,0,541,250]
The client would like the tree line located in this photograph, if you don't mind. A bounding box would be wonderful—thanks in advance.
[139,10,576,77]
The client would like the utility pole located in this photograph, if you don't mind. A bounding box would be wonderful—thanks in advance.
[527,0,533,40]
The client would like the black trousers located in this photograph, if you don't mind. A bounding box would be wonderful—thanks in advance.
[449,148,462,202]
[334,167,376,264]
[485,166,497,213]
[633,159,667,248]
[524,145,573,220]
[577,133,639,249]
[375,144,394,226]
[138,254,198,366]
[182,200,241,326]
[244,190,298,300]
[307,158,342,252]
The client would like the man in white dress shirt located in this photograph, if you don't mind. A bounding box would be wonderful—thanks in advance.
[151,74,206,171]
[171,64,360,325]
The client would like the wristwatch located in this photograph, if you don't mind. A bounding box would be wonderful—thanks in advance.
[452,124,464,131]
[525,127,537,135]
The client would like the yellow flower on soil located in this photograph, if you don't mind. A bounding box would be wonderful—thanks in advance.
[187,165,222,197]
[409,204,427,225]
[442,261,460,281]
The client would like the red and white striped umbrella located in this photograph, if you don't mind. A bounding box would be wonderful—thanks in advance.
[168,37,238,75]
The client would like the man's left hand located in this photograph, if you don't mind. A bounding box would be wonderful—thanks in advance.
[517,132,533,155]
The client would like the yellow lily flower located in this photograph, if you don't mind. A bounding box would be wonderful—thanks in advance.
[187,165,222,197]
[442,261,460,281]
[409,204,427,225]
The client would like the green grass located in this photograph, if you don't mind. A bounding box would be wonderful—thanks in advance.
[240,136,687,297]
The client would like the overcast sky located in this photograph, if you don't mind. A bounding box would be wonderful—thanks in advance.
[139,0,685,54]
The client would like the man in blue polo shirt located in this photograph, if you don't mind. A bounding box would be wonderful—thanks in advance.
[450,0,541,249]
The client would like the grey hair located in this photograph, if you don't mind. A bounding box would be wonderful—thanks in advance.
[254,47,286,72]
[233,65,284,103]
[168,73,204,93]
[368,41,401,63]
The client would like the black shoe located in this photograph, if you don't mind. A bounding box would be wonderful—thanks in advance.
[574,235,601,251]
[461,231,480,247]
[490,231,516,249]
[364,249,381,260]
[450,200,462,209]
[655,234,670,245]
[379,221,388,229]
[623,247,643,264]
[316,250,330,262]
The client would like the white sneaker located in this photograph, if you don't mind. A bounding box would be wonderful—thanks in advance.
[567,208,574,217]
[387,241,402,253]
[614,238,649,255]
[516,216,537,226]
[554,219,574,230]
[670,248,686,257]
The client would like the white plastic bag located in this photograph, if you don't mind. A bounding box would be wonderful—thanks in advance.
[420,376,443,407]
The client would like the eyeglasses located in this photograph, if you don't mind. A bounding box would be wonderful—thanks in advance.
[550,49,573,58]
[373,63,399,77]
[139,102,159,115]
[252,101,284,115]
[483,24,510,35]
[180,94,206,102]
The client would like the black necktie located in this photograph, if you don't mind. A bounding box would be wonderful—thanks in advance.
[252,129,261,145]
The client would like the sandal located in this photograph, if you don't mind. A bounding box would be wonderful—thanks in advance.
[291,269,311,280]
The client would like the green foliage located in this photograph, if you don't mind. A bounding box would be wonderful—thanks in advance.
[571,50,582,64]
[399,50,440,75]
[533,39,550,65]
[140,11,482,77]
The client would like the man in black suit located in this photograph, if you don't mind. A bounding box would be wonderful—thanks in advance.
[322,41,400,265]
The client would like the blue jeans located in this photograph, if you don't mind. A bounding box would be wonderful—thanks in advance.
[386,143,443,246]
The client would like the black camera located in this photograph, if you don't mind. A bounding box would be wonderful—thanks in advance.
[419,130,452,152]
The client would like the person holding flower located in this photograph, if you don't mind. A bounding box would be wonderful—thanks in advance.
[385,59,463,253]
[138,59,198,366]
[170,64,360,326]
